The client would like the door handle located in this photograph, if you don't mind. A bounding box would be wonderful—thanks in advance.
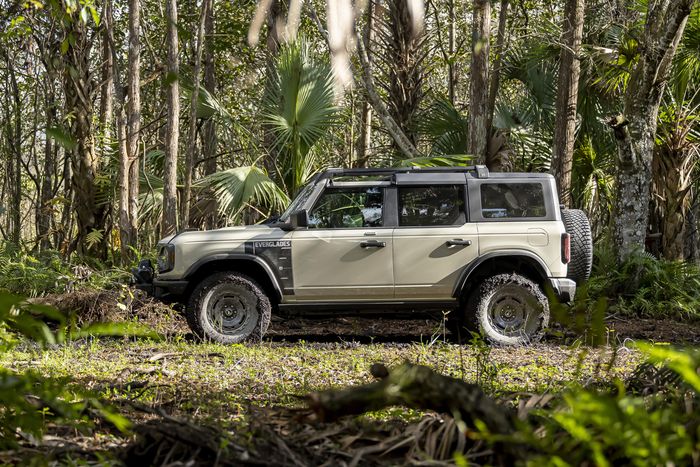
[446,239,472,247]
[360,240,386,248]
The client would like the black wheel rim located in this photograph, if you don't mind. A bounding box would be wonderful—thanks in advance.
[487,284,541,338]
[202,283,258,337]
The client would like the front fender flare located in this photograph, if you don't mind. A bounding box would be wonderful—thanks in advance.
[183,253,284,300]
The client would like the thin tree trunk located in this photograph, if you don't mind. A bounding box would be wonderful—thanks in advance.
[469,0,490,165]
[355,0,376,168]
[39,71,57,252]
[7,56,22,245]
[447,0,456,104]
[609,0,693,262]
[202,0,217,230]
[99,0,114,157]
[126,0,141,256]
[162,0,180,236]
[182,0,210,228]
[487,0,508,139]
[551,0,585,207]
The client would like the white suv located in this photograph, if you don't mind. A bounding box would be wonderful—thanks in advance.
[133,166,592,345]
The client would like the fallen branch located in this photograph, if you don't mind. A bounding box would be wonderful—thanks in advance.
[307,363,513,437]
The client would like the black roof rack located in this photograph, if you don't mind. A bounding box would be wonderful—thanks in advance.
[319,165,490,180]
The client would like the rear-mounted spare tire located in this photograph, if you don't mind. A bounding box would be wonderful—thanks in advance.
[561,208,593,285]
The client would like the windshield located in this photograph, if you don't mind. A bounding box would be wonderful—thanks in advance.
[279,182,316,221]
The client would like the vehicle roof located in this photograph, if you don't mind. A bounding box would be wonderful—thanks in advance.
[315,166,555,185]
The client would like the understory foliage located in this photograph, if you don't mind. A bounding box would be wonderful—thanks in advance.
[523,345,699,466]
[587,242,700,319]
[0,292,146,448]
[0,243,131,296]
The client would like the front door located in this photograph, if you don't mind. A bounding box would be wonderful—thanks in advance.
[291,185,394,301]
[392,184,479,300]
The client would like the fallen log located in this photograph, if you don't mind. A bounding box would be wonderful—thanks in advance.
[308,362,513,438]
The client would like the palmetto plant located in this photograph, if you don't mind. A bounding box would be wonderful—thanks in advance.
[262,40,337,196]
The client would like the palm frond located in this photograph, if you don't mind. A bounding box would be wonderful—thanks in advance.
[262,39,337,194]
[414,95,469,156]
[194,166,289,218]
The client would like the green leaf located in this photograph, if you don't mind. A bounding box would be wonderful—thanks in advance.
[47,126,77,150]
[89,6,100,26]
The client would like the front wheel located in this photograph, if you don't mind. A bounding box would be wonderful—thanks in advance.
[455,273,549,345]
[186,272,271,344]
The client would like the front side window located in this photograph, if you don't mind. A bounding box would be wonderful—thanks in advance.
[480,183,546,218]
[308,187,383,228]
[399,185,465,226]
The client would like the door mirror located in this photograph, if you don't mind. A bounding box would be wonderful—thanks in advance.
[290,209,309,229]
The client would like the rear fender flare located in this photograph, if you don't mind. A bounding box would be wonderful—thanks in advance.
[452,250,551,298]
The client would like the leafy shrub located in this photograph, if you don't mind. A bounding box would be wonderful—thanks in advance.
[522,344,700,466]
[585,242,700,319]
[0,244,131,296]
[0,292,157,448]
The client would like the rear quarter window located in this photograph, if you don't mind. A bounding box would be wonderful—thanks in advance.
[480,182,547,219]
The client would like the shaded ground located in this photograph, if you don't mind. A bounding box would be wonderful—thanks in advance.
[38,289,700,345]
[6,290,695,465]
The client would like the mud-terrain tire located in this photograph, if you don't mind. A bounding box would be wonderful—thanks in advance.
[186,272,271,344]
[454,273,549,345]
[561,208,593,284]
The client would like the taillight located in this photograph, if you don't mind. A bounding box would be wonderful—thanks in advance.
[561,233,571,264]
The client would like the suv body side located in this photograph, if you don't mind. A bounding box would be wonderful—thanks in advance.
[147,170,572,308]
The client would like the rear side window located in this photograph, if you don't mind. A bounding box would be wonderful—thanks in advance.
[399,185,465,226]
[308,187,383,228]
[480,183,546,218]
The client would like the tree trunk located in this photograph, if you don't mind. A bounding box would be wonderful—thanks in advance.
[202,0,217,230]
[652,142,696,261]
[182,0,211,228]
[39,71,57,252]
[354,25,421,160]
[126,0,141,256]
[487,0,508,140]
[379,0,425,158]
[59,14,107,257]
[7,56,22,245]
[469,0,490,164]
[551,0,585,207]
[162,0,180,236]
[609,0,693,262]
[99,0,114,158]
[447,0,456,104]
[355,0,376,168]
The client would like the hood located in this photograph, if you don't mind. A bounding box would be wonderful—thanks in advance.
[161,224,279,245]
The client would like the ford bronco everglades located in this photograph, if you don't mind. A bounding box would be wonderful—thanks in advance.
[133,166,592,345]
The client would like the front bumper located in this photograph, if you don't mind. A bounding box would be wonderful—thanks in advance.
[131,259,188,302]
[547,277,576,303]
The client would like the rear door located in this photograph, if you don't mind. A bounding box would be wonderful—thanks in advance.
[392,183,479,300]
[291,185,394,301]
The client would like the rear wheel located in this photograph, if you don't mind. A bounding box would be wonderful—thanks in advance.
[186,272,271,344]
[453,273,549,345]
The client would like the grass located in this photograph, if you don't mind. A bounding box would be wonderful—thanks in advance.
[2,337,641,428]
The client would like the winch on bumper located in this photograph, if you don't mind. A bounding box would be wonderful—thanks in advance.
[131,259,188,302]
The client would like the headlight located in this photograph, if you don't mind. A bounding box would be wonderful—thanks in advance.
[157,244,175,273]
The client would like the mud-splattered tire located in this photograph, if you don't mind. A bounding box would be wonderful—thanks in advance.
[186,272,271,344]
[455,273,549,345]
[561,209,593,285]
